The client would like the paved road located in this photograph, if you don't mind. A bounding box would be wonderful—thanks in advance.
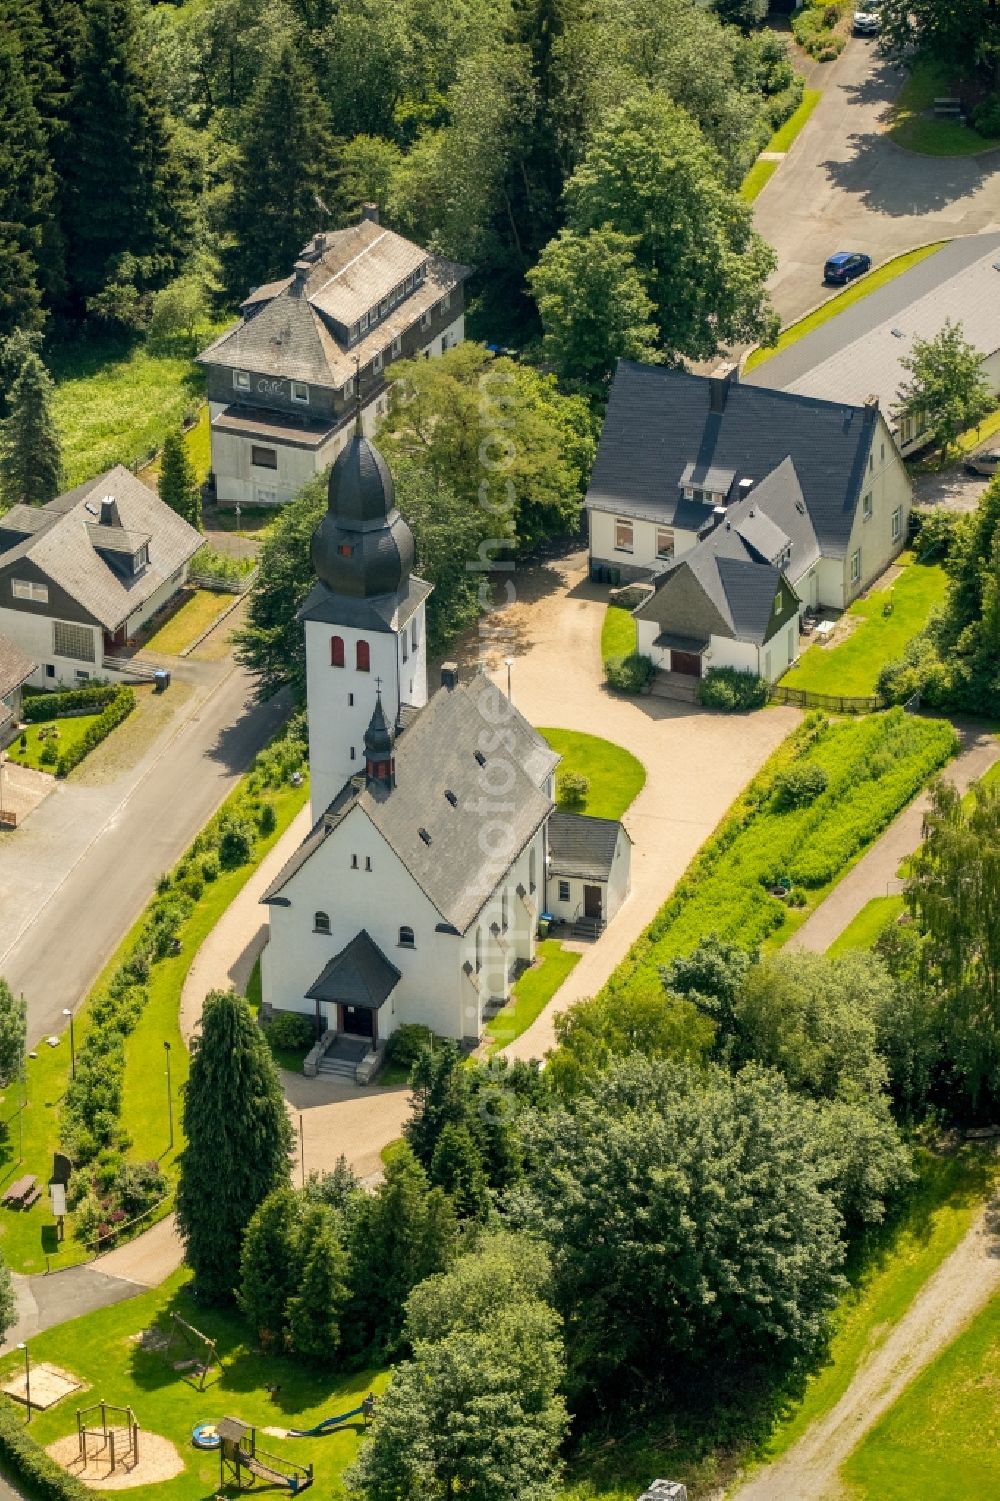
[0,660,290,1045]
[754,38,1000,325]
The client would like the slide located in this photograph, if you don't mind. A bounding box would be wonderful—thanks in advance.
[238,1450,311,1493]
[287,1396,375,1439]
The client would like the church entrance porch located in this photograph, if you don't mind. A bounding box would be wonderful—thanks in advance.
[304,928,401,1054]
[338,1004,375,1041]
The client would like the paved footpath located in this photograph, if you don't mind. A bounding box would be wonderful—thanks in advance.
[790,720,999,953]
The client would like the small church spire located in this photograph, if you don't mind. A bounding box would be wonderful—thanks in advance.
[364,680,395,790]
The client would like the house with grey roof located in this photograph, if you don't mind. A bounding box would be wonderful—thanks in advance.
[197,207,470,508]
[259,424,630,1065]
[0,633,35,748]
[0,466,202,688]
[588,360,912,683]
[743,233,1000,456]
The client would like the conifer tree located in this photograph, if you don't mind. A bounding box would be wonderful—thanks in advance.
[0,351,62,508]
[159,429,202,529]
[238,1187,300,1349]
[177,990,292,1303]
[430,1122,490,1220]
[0,36,54,338]
[61,0,192,313]
[224,38,339,297]
[286,1204,350,1365]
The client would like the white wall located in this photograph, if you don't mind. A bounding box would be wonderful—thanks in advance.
[545,826,632,926]
[396,602,428,715]
[841,414,911,604]
[0,607,103,689]
[125,567,188,637]
[589,510,700,576]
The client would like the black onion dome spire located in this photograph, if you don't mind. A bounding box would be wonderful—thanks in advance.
[310,419,415,599]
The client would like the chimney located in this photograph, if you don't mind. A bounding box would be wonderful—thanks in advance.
[291,260,310,294]
[708,362,737,415]
[99,496,119,527]
[361,203,380,225]
[440,662,459,691]
[864,393,879,409]
[313,233,327,256]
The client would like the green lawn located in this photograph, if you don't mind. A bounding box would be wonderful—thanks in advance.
[745,244,946,373]
[827,895,906,956]
[484,940,582,1054]
[0,1269,388,1501]
[741,159,779,203]
[762,1145,999,1465]
[140,407,214,488]
[600,604,637,663]
[889,59,1000,156]
[540,728,646,821]
[143,590,234,656]
[4,714,102,773]
[780,558,948,697]
[840,1265,1000,1497]
[767,88,822,153]
[51,327,227,487]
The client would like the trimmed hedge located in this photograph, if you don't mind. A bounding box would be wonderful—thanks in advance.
[699,667,769,713]
[605,652,655,694]
[23,684,117,722]
[55,687,135,777]
[0,1399,90,1501]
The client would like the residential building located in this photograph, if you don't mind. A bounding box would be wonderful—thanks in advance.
[260,422,630,1062]
[587,360,911,681]
[0,634,35,748]
[744,233,1000,455]
[0,466,203,688]
[197,208,470,507]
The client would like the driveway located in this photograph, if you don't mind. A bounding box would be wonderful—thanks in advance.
[754,39,1000,325]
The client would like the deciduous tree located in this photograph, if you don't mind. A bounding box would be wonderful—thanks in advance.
[177,989,292,1302]
[0,981,26,1090]
[895,320,993,460]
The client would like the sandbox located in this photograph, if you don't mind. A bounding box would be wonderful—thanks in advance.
[2,1364,81,1410]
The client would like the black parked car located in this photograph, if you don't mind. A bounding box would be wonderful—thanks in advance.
[823,251,872,285]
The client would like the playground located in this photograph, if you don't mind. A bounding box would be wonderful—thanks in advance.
[0,1271,388,1501]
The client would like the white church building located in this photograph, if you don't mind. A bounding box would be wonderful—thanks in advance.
[260,419,631,1074]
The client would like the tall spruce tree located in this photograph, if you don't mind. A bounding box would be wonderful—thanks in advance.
[0,352,62,507]
[224,37,339,298]
[238,1186,300,1349]
[0,36,54,338]
[286,1204,350,1365]
[61,0,192,313]
[177,990,292,1303]
[158,429,202,529]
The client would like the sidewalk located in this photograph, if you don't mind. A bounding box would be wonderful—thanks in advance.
[790,721,999,952]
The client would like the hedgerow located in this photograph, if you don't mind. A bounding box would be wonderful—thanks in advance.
[55,686,135,776]
[0,1399,90,1501]
[23,684,118,721]
[598,710,957,999]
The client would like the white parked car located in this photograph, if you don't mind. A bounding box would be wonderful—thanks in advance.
[853,2,882,35]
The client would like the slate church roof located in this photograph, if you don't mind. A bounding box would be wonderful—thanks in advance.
[0,466,202,631]
[263,672,558,933]
[587,361,878,558]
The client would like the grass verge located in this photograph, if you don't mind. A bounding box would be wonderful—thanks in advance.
[839,1276,1000,1497]
[889,60,1000,156]
[484,940,582,1054]
[781,556,948,697]
[600,604,637,663]
[827,895,906,956]
[541,728,646,821]
[596,710,956,994]
[741,159,779,203]
[5,715,102,773]
[745,244,946,373]
[0,1268,388,1501]
[955,403,1000,455]
[142,590,234,656]
[768,88,822,153]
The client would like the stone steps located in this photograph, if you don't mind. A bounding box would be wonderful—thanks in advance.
[649,671,700,703]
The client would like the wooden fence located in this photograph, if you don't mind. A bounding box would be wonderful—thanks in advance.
[769,685,883,713]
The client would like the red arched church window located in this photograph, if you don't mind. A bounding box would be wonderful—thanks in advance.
[357,640,371,672]
[331,635,345,667]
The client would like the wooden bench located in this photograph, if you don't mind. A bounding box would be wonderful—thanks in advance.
[933,97,963,119]
[21,1187,41,1210]
[2,1174,37,1209]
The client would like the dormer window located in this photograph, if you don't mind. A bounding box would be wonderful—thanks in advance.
[233,370,251,392]
[360,311,369,332]
[343,377,354,400]
[372,351,383,375]
[379,300,389,318]
[291,381,309,405]
[349,323,359,343]
[134,544,149,571]
[420,309,431,331]
[391,336,401,358]
[405,274,414,292]
[441,291,451,312]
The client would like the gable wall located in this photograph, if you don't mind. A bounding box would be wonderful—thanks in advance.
[840,412,911,604]
[0,556,102,629]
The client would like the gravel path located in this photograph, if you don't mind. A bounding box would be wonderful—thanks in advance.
[790,720,999,953]
[728,1186,1000,1501]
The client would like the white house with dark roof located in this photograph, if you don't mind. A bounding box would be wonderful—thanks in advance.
[197,208,470,508]
[744,233,1000,456]
[259,423,630,1067]
[0,467,202,688]
[588,361,912,683]
[0,633,35,748]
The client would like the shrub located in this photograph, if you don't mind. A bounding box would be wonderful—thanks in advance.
[385,1023,435,1070]
[699,667,769,712]
[55,687,135,777]
[22,684,118,722]
[39,740,58,766]
[0,1400,92,1501]
[605,652,655,694]
[972,96,1000,137]
[219,819,256,868]
[190,543,256,582]
[258,801,277,836]
[266,1012,315,1052]
[772,763,829,810]
[201,853,220,882]
[557,771,589,807]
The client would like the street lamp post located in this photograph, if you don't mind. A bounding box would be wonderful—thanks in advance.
[504,655,515,703]
[17,1343,30,1423]
[62,1008,76,1080]
[164,1041,173,1153]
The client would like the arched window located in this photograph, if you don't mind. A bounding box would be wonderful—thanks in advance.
[330,635,345,668]
[357,639,370,671]
[399,925,415,948]
[475,926,482,973]
[314,911,331,934]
